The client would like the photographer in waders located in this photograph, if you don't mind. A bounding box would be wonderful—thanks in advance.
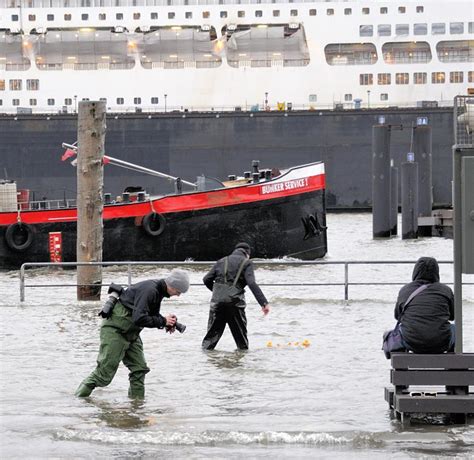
[75,269,190,399]
[202,243,271,350]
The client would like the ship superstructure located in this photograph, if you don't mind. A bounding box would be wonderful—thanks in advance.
[0,0,473,113]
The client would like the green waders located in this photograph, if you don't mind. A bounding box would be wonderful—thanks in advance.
[75,302,150,399]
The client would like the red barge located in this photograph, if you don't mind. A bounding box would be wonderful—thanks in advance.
[0,160,327,270]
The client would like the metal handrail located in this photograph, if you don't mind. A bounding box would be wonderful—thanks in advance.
[18,260,473,302]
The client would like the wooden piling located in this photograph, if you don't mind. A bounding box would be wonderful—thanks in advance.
[76,101,106,300]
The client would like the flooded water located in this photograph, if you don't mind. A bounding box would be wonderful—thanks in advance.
[1,213,473,458]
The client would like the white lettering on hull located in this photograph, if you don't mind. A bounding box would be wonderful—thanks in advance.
[261,178,309,195]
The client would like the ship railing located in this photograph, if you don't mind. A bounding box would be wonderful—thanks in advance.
[17,199,77,211]
[18,260,474,302]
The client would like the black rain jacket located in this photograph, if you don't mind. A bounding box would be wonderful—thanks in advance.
[395,257,454,353]
[203,248,268,307]
[119,279,169,329]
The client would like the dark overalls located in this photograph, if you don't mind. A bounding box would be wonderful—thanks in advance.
[202,248,268,350]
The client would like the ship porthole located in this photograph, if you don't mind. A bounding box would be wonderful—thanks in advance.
[142,213,166,237]
[5,223,34,252]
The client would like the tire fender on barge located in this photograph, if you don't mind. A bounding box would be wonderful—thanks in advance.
[5,223,35,251]
[142,212,166,237]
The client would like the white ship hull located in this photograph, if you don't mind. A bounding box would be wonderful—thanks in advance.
[1,0,473,113]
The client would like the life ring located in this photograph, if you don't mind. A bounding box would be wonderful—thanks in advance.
[142,212,166,237]
[5,223,34,251]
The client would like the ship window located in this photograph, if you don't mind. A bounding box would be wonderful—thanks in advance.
[290,10,298,16]
[398,6,406,14]
[100,98,107,103]
[47,14,54,21]
[151,97,159,104]
[414,23,427,35]
[185,12,192,18]
[255,10,263,18]
[134,97,141,104]
[396,24,409,35]
[29,98,37,106]
[359,73,373,85]
[117,98,124,105]
[380,7,388,14]
[469,22,474,33]
[64,14,71,20]
[344,8,352,15]
[238,11,245,18]
[431,72,445,84]
[469,71,474,82]
[309,9,316,16]
[416,6,424,13]
[26,79,39,90]
[220,11,227,18]
[431,23,445,34]
[99,13,106,20]
[325,43,378,65]
[437,40,473,63]
[359,25,373,37]
[12,99,20,106]
[362,8,370,15]
[168,12,175,19]
[116,13,123,19]
[395,72,409,84]
[413,72,427,84]
[450,22,464,34]
[450,71,464,83]
[203,11,210,18]
[28,14,36,21]
[309,94,317,102]
[378,24,391,36]
[378,73,391,85]
[383,41,432,64]
[47,98,55,106]
[81,14,89,20]
[273,10,280,17]
[133,13,141,20]
[344,93,352,101]
[151,12,158,19]
[0,100,2,106]
[65,98,72,105]
[9,79,22,91]
[380,93,388,101]
[326,9,334,16]
[0,81,4,91]
[12,15,19,21]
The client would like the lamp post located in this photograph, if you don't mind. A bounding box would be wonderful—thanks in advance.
[74,95,77,114]
[164,94,167,113]
[264,91,268,110]
[367,90,371,109]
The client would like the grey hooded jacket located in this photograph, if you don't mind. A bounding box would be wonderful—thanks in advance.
[395,257,454,353]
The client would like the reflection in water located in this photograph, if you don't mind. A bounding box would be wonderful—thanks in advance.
[205,349,247,370]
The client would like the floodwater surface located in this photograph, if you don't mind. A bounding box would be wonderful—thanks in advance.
[1,214,473,458]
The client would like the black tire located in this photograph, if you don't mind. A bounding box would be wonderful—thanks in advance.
[142,212,166,237]
[5,223,34,251]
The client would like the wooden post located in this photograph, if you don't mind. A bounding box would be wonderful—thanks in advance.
[77,101,106,300]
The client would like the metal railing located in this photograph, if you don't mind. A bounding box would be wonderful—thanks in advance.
[18,259,473,302]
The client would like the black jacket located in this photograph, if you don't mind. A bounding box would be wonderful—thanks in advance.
[203,248,268,307]
[395,257,454,353]
[119,279,169,328]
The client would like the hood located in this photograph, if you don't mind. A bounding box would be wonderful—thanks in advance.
[232,248,249,258]
[412,257,440,283]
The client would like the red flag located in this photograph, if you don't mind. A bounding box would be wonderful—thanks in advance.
[61,149,76,161]
[103,156,110,165]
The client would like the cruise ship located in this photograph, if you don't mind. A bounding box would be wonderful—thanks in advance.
[1,0,473,113]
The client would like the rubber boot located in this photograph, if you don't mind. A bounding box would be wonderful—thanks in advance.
[75,382,95,397]
[128,386,145,399]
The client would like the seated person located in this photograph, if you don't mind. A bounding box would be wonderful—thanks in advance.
[396,256,454,353]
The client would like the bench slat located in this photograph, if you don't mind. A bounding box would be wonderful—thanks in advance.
[391,353,474,369]
[391,369,474,385]
[394,394,474,413]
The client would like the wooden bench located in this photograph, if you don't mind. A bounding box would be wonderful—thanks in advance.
[384,353,474,424]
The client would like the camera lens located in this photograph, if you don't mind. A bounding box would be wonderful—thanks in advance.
[175,322,186,333]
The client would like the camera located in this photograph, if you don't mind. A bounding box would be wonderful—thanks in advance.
[166,317,186,333]
[98,283,124,319]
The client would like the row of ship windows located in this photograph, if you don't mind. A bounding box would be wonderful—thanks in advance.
[9,7,438,21]
[3,71,473,93]
[6,3,428,15]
